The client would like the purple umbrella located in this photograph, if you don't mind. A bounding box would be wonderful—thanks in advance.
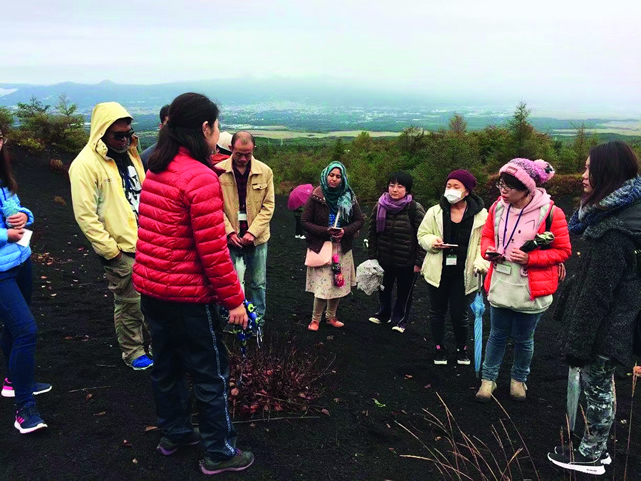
[288,184,314,210]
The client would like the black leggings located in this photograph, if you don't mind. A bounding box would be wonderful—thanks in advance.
[428,274,472,349]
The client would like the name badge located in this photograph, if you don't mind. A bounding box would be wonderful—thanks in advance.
[495,263,512,275]
[446,254,457,266]
[238,212,248,221]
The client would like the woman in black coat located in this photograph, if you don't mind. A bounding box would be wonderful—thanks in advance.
[548,141,641,476]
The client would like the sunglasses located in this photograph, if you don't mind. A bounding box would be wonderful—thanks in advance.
[110,129,135,141]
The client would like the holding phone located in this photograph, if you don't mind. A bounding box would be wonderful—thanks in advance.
[486,251,503,261]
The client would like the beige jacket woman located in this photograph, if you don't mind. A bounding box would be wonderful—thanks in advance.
[417,202,490,295]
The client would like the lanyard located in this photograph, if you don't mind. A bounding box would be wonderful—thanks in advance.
[502,197,533,250]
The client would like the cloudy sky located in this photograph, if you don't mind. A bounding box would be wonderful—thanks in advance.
[5,0,641,110]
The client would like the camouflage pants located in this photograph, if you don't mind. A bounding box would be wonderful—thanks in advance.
[103,255,147,365]
[579,355,616,460]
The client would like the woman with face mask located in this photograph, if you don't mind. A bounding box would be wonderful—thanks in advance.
[417,170,490,366]
[476,158,571,403]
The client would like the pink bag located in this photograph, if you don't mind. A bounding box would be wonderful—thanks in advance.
[305,241,333,267]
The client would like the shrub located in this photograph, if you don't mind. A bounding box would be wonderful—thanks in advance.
[226,336,333,418]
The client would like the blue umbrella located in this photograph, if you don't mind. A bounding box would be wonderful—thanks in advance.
[471,275,486,378]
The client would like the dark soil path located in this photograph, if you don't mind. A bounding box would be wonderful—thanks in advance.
[1,148,639,480]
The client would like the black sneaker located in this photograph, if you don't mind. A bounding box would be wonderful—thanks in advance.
[553,445,611,465]
[200,448,254,475]
[548,449,605,476]
[434,345,448,365]
[2,378,52,398]
[157,430,201,456]
[456,347,471,365]
[14,404,47,434]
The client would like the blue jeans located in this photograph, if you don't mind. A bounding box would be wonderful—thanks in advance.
[141,296,237,461]
[229,242,267,319]
[481,306,542,383]
[0,259,37,408]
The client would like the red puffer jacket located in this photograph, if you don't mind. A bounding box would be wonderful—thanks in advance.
[482,201,572,300]
[133,149,244,309]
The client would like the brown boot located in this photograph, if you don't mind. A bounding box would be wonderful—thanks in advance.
[475,380,497,403]
[510,379,527,401]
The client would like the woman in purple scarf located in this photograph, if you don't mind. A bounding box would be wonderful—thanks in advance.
[367,172,426,333]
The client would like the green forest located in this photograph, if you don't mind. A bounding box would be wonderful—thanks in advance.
[3,97,641,207]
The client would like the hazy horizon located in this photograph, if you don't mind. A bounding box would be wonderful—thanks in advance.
[5,0,641,112]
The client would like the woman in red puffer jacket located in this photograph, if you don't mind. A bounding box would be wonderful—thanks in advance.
[132,93,254,475]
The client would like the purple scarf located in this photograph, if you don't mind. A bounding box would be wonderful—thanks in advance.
[376,193,413,233]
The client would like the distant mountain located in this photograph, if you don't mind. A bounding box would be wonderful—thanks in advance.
[0,78,457,112]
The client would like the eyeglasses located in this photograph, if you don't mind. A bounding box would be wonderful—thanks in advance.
[495,181,514,193]
[109,129,135,141]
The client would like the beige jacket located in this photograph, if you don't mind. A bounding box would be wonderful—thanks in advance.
[69,102,145,260]
[217,156,275,246]
[417,203,490,295]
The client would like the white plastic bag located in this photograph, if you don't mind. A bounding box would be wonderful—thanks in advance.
[356,259,385,295]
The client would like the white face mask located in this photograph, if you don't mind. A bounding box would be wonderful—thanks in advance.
[444,189,464,204]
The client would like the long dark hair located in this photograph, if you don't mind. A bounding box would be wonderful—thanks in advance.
[0,127,18,193]
[148,93,219,173]
[584,141,639,206]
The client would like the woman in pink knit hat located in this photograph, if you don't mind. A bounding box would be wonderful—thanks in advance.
[475,158,571,403]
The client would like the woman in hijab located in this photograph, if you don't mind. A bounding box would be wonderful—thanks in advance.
[301,161,364,331]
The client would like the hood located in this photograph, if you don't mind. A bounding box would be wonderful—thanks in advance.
[498,187,551,214]
[586,200,641,244]
[87,102,138,159]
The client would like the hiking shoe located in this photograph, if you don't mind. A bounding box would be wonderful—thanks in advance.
[554,445,611,465]
[433,345,448,365]
[157,430,201,456]
[199,448,254,475]
[14,404,47,434]
[130,355,154,371]
[392,325,406,334]
[548,449,605,476]
[475,379,497,403]
[327,318,344,328]
[456,347,471,365]
[510,379,527,401]
[308,319,320,331]
[2,378,52,398]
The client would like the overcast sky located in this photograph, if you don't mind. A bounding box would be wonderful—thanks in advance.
[5,0,641,110]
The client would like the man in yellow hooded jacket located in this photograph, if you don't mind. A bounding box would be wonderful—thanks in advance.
[69,102,152,370]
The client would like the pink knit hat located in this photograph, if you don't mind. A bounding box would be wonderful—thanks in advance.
[499,158,555,192]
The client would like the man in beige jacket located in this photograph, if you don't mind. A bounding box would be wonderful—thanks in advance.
[69,102,152,371]
[217,132,274,324]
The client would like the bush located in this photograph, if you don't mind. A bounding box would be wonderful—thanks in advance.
[226,337,332,418]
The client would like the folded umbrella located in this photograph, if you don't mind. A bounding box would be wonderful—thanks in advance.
[567,366,581,432]
[471,274,486,378]
[287,184,314,210]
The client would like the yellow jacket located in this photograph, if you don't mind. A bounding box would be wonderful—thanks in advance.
[69,102,145,260]
[217,156,275,246]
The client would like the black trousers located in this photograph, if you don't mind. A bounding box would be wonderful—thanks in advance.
[427,273,472,349]
[141,296,237,461]
[294,213,303,236]
[376,266,418,328]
